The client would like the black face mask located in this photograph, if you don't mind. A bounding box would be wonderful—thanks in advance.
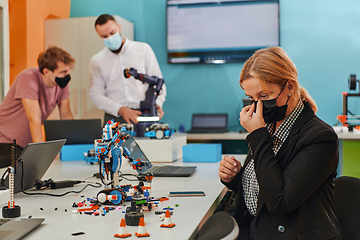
[251,84,289,124]
[55,74,71,88]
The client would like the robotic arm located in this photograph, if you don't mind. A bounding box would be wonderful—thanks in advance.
[124,68,164,116]
[95,121,131,188]
[122,146,152,182]
[96,120,152,188]
[95,120,154,207]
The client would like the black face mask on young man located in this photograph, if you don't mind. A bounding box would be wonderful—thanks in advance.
[55,74,71,88]
[251,83,289,124]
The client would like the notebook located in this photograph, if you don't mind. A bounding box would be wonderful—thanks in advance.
[44,119,102,145]
[0,218,44,240]
[188,113,228,133]
[5,139,66,193]
[122,137,197,177]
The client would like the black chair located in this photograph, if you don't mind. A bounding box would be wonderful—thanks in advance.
[195,211,239,240]
[333,176,360,240]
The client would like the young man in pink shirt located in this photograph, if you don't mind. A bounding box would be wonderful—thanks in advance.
[0,46,75,168]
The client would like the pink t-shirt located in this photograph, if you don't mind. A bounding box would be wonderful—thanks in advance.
[0,68,70,148]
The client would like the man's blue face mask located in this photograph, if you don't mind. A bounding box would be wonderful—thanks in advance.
[103,32,122,51]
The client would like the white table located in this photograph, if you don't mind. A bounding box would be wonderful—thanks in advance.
[1,155,248,240]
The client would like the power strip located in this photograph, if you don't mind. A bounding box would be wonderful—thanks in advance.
[0,189,10,207]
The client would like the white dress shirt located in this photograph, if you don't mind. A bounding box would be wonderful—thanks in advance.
[89,39,166,117]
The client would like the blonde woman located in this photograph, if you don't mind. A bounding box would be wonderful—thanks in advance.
[219,47,341,240]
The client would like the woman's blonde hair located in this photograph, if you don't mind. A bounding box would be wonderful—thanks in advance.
[240,46,317,112]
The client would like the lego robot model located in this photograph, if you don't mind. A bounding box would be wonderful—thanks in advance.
[95,120,129,188]
[96,121,158,226]
[84,122,135,164]
[96,120,152,206]
[123,68,164,117]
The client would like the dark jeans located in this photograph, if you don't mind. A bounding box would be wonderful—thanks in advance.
[0,143,23,168]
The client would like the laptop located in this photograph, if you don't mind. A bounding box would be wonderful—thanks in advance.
[5,139,66,193]
[188,113,228,133]
[0,218,44,240]
[122,137,197,177]
[44,119,102,145]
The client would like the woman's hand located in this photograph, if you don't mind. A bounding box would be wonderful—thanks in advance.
[240,100,265,133]
[219,155,241,182]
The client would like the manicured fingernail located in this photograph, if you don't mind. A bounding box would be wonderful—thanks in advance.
[233,162,237,166]
[234,168,237,172]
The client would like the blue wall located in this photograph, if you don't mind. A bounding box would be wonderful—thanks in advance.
[70,0,360,131]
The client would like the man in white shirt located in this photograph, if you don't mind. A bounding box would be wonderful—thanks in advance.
[89,14,166,125]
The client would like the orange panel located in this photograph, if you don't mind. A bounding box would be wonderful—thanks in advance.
[9,0,70,86]
[9,0,26,85]
[26,0,71,68]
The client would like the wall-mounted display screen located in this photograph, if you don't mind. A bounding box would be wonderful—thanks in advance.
[167,0,280,64]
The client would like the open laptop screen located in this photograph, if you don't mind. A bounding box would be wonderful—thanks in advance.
[189,114,228,133]
[122,137,153,174]
[5,139,66,193]
[121,137,196,177]
[192,114,227,128]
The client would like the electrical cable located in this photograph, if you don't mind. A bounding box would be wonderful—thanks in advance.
[0,169,8,187]
[1,169,8,180]
[19,160,102,197]
[121,173,137,177]
[120,173,140,181]
[118,172,123,182]
[99,161,114,186]
[121,177,139,181]
[347,109,360,120]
